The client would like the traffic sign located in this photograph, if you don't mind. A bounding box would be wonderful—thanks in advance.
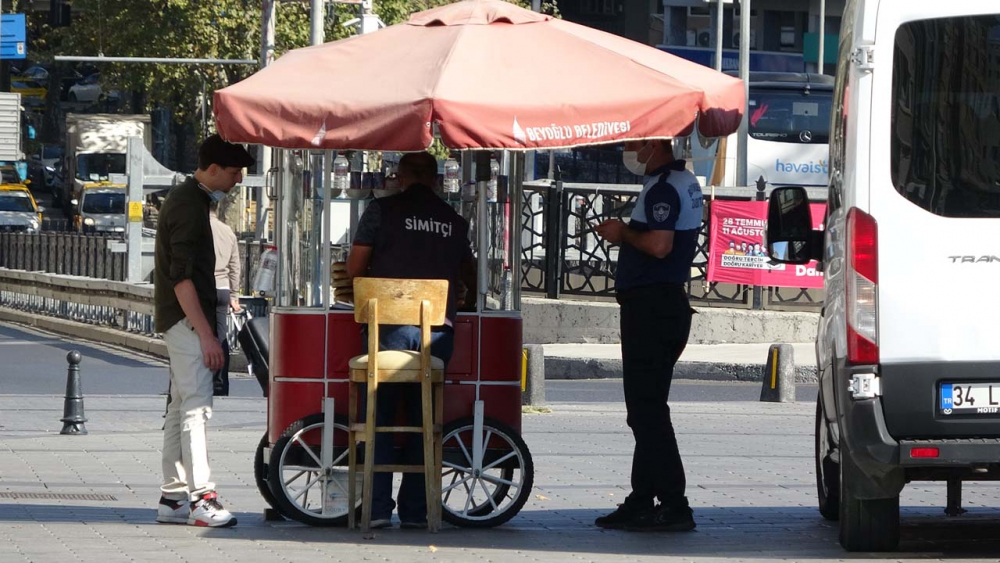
[1,14,27,60]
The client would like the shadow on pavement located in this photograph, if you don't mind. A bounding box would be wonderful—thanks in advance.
[209,507,1000,557]
[1,504,1000,557]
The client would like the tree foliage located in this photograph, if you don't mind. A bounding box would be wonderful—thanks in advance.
[33,0,558,134]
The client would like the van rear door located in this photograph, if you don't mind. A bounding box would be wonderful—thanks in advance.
[870,10,1000,437]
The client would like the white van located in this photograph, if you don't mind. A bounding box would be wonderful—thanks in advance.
[767,0,1000,552]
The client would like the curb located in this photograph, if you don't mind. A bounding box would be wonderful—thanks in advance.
[545,356,818,383]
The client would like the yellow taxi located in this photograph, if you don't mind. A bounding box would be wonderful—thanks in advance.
[0,184,42,233]
[10,80,47,101]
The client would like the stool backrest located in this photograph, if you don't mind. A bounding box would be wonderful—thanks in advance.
[353,277,449,327]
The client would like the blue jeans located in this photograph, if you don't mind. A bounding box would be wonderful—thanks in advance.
[361,325,453,523]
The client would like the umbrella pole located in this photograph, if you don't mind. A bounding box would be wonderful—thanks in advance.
[474,151,491,313]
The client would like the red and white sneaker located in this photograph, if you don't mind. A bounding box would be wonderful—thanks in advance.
[187,492,237,528]
[156,496,190,524]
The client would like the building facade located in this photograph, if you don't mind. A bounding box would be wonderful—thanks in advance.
[561,0,846,74]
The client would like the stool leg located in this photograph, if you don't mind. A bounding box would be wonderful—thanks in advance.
[433,380,444,530]
[420,375,436,532]
[362,375,378,536]
[348,379,358,530]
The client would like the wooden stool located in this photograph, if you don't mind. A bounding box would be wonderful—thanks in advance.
[347,277,447,535]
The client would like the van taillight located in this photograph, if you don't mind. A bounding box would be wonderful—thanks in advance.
[847,208,878,365]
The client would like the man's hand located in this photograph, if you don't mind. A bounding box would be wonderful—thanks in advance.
[230,298,241,313]
[200,334,225,371]
[595,219,627,244]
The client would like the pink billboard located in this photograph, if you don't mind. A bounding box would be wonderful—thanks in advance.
[706,200,825,289]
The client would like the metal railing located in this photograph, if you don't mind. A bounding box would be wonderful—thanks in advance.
[237,236,266,296]
[0,231,267,296]
[0,269,155,335]
[520,180,825,311]
[0,233,268,341]
[0,232,128,281]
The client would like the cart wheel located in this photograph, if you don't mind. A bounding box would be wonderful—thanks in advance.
[441,417,533,528]
[267,413,360,526]
[254,432,277,509]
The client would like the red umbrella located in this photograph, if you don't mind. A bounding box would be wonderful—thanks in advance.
[214,0,744,151]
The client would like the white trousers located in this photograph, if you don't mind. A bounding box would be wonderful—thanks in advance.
[161,318,216,501]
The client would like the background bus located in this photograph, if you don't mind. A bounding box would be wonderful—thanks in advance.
[693,72,834,188]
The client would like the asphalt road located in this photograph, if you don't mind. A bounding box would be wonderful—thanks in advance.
[0,321,263,397]
[0,320,818,402]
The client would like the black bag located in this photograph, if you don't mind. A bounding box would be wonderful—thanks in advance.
[237,309,270,397]
[212,337,231,396]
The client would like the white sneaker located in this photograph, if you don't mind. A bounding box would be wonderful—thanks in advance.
[187,492,237,528]
[156,496,190,524]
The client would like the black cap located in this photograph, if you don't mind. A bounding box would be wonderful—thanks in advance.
[198,134,256,170]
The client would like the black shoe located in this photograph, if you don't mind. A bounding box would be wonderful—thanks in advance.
[595,503,652,529]
[400,520,427,530]
[625,503,696,532]
[369,517,393,529]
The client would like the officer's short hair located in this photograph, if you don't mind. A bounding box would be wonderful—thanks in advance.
[398,152,438,186]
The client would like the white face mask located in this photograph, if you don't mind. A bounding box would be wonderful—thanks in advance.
[622,143,651,176]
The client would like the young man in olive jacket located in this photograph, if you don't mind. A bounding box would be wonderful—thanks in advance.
[153,134,254,528]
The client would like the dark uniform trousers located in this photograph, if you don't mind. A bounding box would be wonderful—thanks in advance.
[616,282,693,510]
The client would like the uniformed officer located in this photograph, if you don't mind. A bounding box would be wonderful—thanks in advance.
[347,151,475,529]
[593,139,702,532]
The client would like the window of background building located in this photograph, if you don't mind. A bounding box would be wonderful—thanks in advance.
[731,7,758,49]
[581,0,616,16]
[780,25,796,48]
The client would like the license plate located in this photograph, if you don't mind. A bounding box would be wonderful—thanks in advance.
[940,383,1000,415]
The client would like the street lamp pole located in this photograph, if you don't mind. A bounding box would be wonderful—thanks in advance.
[736,0,750,187]
[311,0,325,46]
[714,0,724,72]
[256,0,278,241]
[817,0,826,74]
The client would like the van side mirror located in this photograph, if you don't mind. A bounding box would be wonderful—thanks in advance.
[766,187,822,264]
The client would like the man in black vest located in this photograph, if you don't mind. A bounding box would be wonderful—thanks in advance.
[348,151,475,528]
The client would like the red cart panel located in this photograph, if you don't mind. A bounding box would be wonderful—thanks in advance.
[272,312,326,380]
[479,315,522,382]
[268,380,323,443]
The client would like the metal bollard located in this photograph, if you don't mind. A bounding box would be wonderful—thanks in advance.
[760,344,795,403]
[60,351,88,435]
[521,344,546,407]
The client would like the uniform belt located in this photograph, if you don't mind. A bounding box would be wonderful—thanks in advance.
[616,282,686,300]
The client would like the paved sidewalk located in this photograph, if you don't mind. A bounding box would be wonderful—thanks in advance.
[544,342,817,382]
[1,395,1000,562]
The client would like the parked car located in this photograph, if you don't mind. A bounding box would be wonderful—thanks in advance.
[0,165,23,185]
[28,145,65,204]
[11,80,46,101]
[0,185,42,233]
[68,73,118,104]
[19,65,49,85]
[766,0,1000,553]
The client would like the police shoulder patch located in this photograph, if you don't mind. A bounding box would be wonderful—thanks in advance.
[652,202,671,223]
